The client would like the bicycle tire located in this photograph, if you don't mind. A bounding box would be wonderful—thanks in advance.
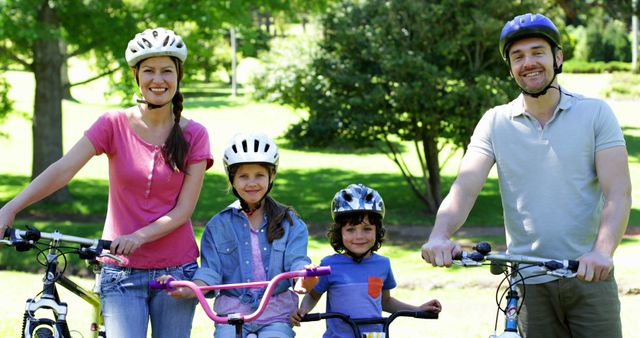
[34,327,55,338]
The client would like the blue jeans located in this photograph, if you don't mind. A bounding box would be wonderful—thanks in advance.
[214,322,295,338]
[100,262,198,338]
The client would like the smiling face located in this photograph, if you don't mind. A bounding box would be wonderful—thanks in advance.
[341,214,377,257]
[135,56,178,106]
[232,163,272,208]
[508,37,562,94]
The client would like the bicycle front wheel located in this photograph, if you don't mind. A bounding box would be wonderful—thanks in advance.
[33,327,55,338]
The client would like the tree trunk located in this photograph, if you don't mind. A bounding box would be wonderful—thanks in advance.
[60,40,75,101]
[423,132,442,209]
[32,0,71,203]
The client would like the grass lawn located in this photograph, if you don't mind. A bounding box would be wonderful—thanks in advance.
[1,70,639,337]
[0,231,638,338]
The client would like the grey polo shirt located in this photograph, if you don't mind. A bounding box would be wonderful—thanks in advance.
[468,89,625,282]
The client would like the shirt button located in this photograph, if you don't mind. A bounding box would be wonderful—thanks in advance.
[245,242,249,245]
[226,248,230,252]
[245,261,249,264]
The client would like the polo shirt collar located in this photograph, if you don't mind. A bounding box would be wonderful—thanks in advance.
[509,86,574,118]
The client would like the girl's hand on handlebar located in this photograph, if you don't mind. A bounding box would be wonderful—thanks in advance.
[293,264,320,294]
[421,238,460,267]
[419,299,442,313]
[155,275,199,299]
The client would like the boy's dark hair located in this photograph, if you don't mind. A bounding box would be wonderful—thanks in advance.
[327,211,385,254]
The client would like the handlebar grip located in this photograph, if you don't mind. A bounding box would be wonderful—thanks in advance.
[306,266,331,277]
[568,260,579,272]
[149,277,175,291]
[100,240,112,251]
[300,313,323,321]
[413,311,439,319]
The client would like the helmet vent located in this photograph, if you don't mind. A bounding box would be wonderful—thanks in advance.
[342,190,352,201]
[365,192,374,201]
[241,140,248,152]
[264,144,271,153]
[231,144,238,153]
[254,140,260,152]
[163,35,170,46]
[152,30,159,38]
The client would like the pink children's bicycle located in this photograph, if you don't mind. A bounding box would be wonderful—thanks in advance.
[150,266,331,338]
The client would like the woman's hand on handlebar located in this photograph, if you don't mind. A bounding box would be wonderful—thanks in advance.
[421,237,461,267]
[110,233,145,256]
[293,264,320,294]
[155,275,201,299]
[419,299,442,314]
[0,207,16,239]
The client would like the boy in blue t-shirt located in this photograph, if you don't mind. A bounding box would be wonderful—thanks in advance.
[291,184,442,337]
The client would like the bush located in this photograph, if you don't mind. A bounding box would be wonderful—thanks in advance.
[603,72,640,99]
[563,60,631,73]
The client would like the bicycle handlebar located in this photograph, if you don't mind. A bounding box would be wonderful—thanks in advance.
[1,227,117,261]
[453,242,579,277]
[301,310,438,337]
[150,266,332,324]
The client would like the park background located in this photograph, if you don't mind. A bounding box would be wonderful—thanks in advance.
[1,0,639,337]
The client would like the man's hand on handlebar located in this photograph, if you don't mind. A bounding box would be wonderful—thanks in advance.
[421,238,461,267]
[576,250,614,282]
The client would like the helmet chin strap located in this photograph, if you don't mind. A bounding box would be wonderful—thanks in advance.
[345,248,373,263]
[133,94,169,110]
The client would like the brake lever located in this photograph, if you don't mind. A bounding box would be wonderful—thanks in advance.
[100,252,125,264]
[548,269,577,279]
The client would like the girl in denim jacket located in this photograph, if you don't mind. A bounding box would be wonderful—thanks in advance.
[163,132,316,338]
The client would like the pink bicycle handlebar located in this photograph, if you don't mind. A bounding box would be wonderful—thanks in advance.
[149,266,331,324]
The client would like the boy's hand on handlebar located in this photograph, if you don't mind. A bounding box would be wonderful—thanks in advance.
[419,299,442,313]
[576,250,614,282]
[0,209,16,239]
[290,308,307,327]
[421,238,460,267]
[294,264,320,294]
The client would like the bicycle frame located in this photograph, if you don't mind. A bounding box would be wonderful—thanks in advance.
[454,242,578,338]
[150,266,331,338]
[2,227,116,338]
[300,310,438,338]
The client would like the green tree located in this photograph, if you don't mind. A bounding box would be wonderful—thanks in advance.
[0,0,138,202]
[258,0,540,213]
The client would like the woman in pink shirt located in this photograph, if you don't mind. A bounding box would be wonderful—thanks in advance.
[0,27,213,338]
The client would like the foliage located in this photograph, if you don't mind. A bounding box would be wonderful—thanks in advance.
[253,0,532,213]
[603,72,640,99]
[0,77,12,138]
[563,59,632,73]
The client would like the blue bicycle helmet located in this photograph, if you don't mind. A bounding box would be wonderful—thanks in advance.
[331,184,385,221]
[499,13,562,61]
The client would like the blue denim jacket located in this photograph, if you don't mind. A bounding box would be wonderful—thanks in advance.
[192,201,311,308]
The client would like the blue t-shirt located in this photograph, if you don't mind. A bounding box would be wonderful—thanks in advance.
[314,253,396,338]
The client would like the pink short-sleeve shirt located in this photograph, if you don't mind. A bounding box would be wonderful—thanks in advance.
[85,110,213,268]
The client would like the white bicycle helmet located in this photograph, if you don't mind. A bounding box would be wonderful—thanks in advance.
[125,27,188,66]
[331,184,385,221]
[223,132,280,176]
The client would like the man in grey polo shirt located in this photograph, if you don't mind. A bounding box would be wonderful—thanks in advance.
[421,13,631,338]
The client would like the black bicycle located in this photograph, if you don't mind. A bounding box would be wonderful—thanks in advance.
[1,226,120,338]
[300,310,438,337]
